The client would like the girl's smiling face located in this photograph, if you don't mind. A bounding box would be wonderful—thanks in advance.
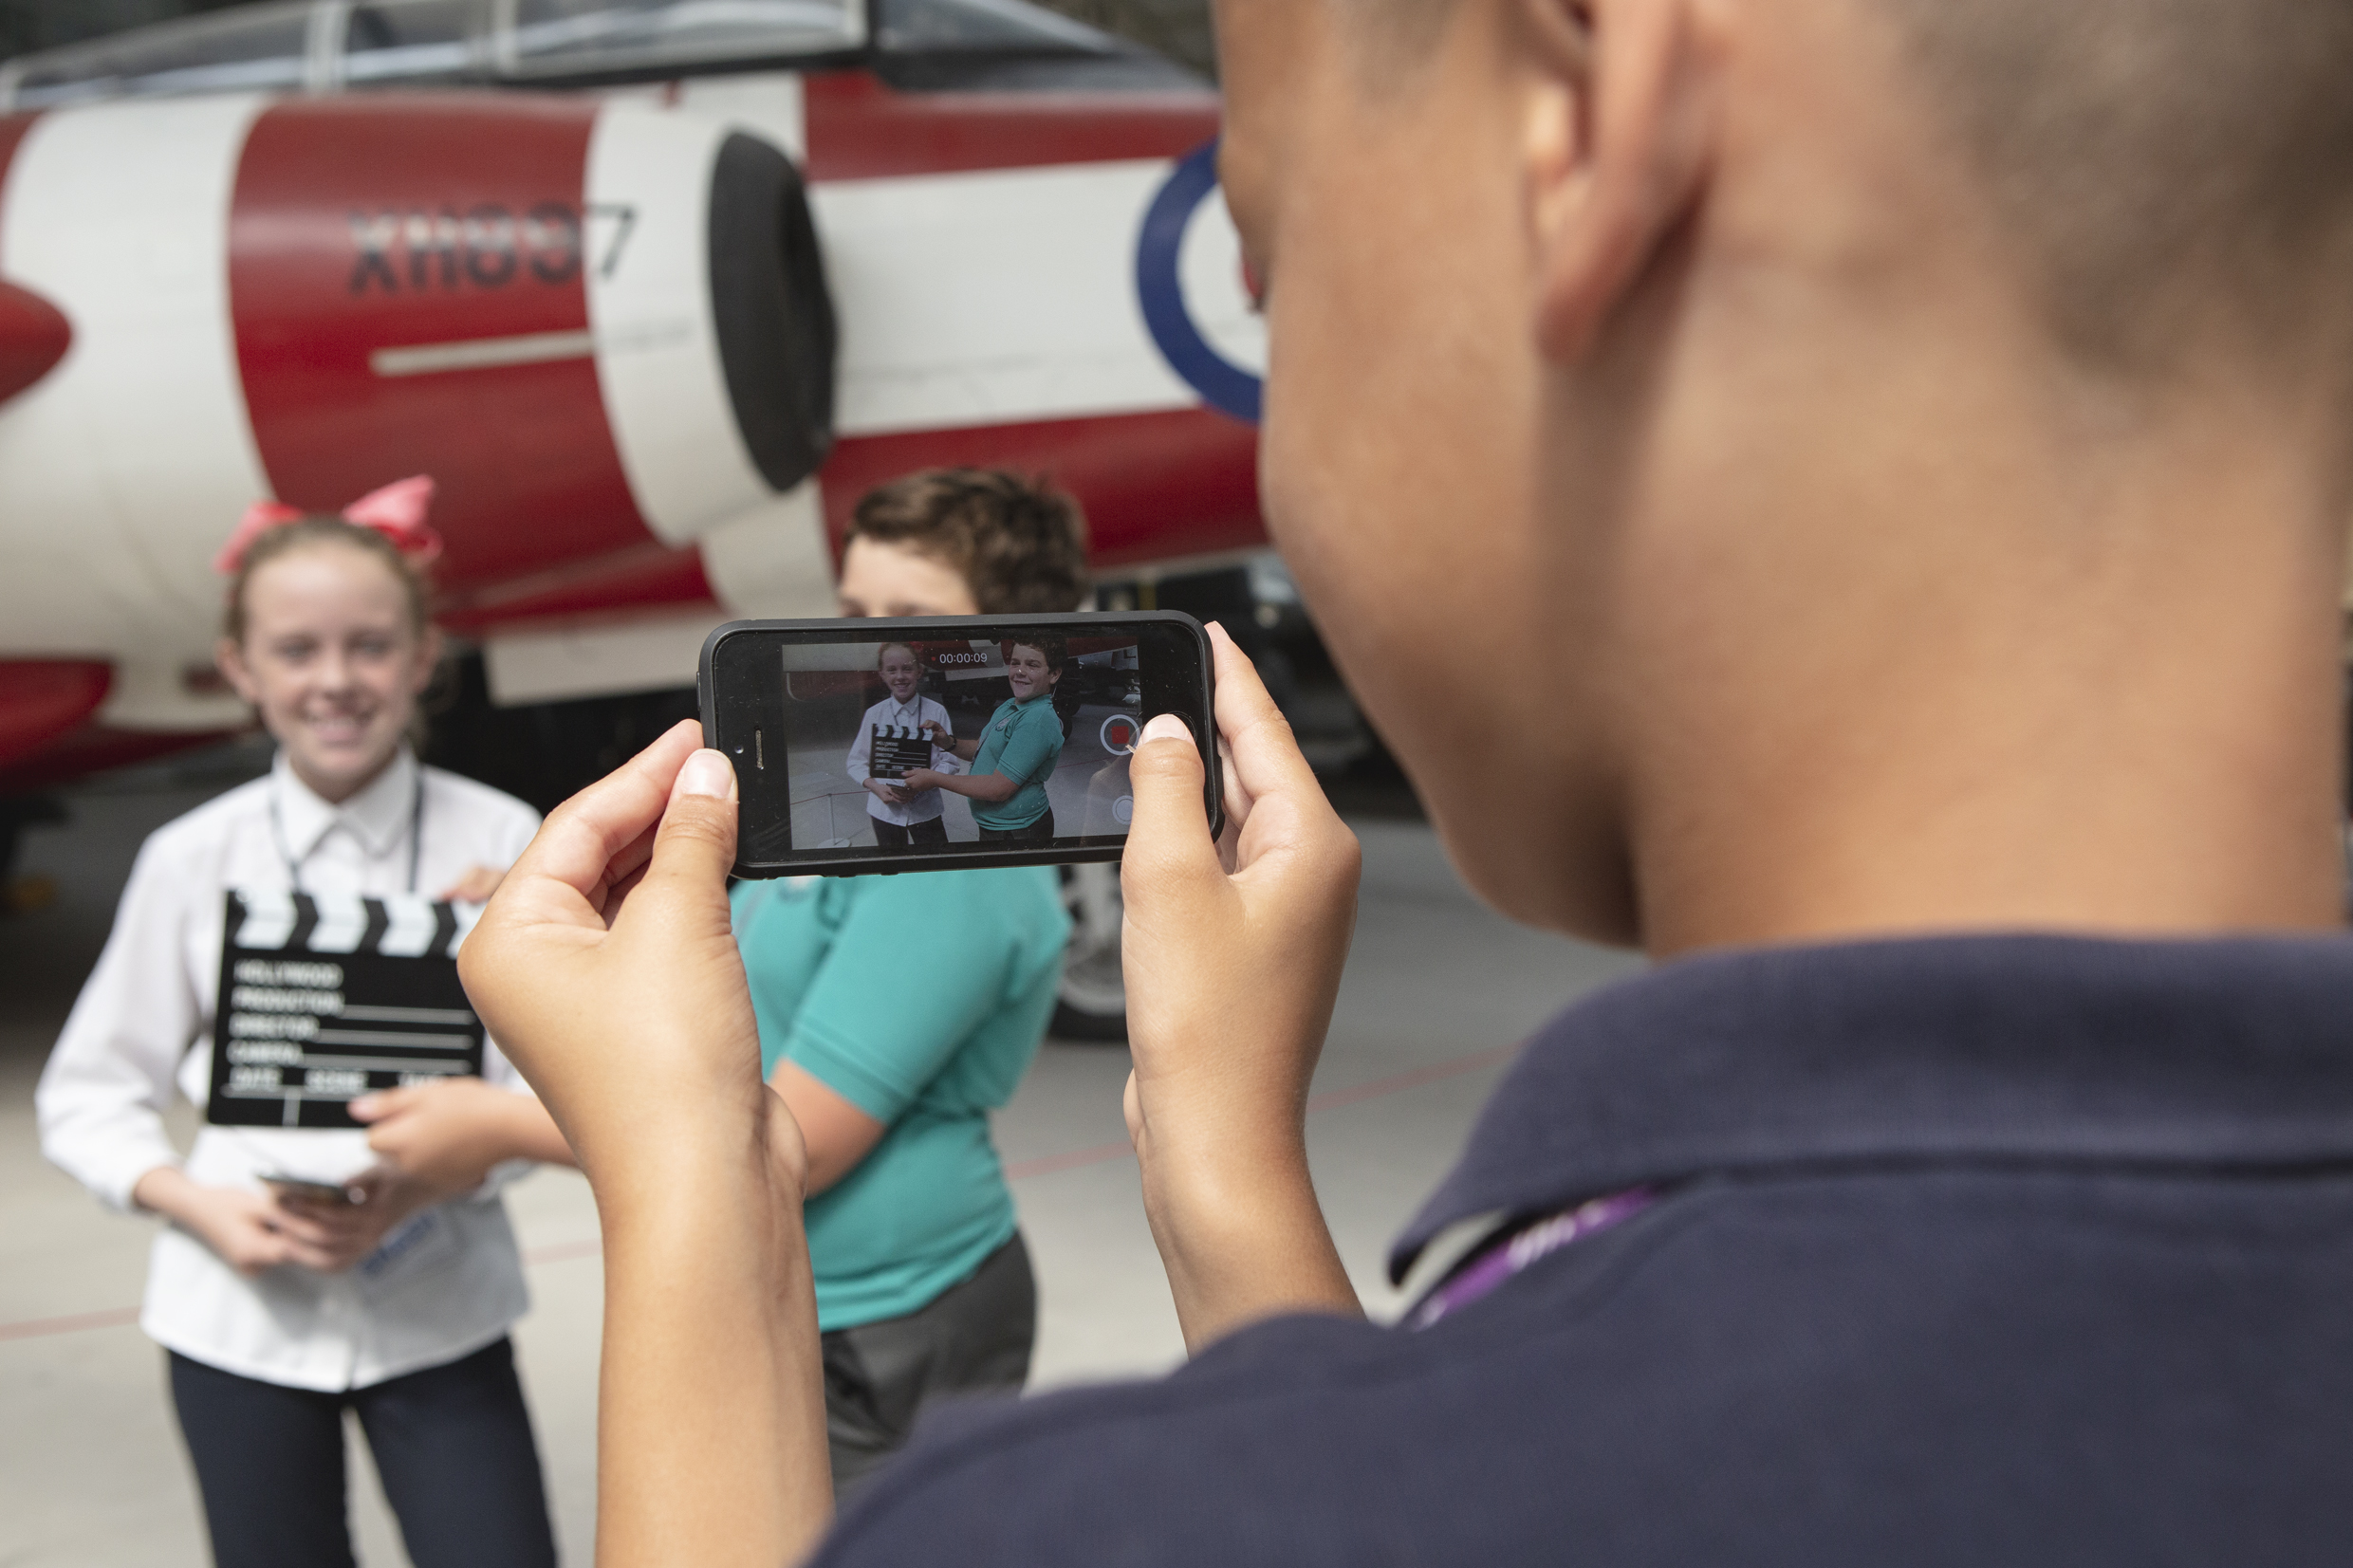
[879,646,923,702]
[1004,644,1059,703]
[216,542,441,803]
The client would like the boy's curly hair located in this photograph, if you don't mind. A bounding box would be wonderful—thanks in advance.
[845,469,1090,615]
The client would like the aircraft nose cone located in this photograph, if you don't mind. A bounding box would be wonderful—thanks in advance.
[0,278,71,406]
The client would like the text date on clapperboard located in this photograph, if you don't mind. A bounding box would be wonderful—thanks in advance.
[209,890,485,1130]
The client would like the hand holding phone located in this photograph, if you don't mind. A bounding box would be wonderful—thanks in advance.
[1114,623,1365,1345]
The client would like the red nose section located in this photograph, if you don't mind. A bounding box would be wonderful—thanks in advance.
[0,278,70,406]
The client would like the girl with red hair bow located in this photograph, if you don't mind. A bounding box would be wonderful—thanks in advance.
[37,479,572,1568]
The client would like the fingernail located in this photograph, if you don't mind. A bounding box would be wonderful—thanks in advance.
[676,749,734,800]
[1141,714,1193,746]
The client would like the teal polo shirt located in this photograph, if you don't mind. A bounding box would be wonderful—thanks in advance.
[730,868,1070,1331]
[969,694,1065,830]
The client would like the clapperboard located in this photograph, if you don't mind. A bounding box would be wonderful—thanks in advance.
[207,889,484,1131]
[868,724,935,782]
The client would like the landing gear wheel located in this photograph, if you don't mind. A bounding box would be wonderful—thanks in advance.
[1052,860,1126,1042]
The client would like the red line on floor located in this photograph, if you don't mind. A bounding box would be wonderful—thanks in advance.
[1001,1041,1522,1182]
[0,1305,140,1342]
[1302,1042,1519,1113]
[1003,1138,1136,1181]
[0,1045,1524,1341]
[525,1238,603,1265]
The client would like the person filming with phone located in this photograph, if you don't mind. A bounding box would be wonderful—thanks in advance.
[457,0,2353,1561]
[903,635,1069,843]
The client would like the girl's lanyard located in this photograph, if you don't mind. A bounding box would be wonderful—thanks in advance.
[268,772,426,896]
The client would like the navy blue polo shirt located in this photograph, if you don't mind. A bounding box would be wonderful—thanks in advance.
[813,934,2353,1565]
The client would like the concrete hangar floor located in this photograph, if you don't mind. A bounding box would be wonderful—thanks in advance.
[0,740,1638,1566]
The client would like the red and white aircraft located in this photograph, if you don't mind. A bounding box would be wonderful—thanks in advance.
[0,0,1268,795]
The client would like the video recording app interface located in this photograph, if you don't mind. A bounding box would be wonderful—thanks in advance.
[778,634,1147,854]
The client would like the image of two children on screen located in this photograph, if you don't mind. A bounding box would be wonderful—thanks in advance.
[850,637,1067,846]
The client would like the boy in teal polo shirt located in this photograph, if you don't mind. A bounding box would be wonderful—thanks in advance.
[730,867,1067,1483]
[736,470,1089,1495]
[907,636,1070,841]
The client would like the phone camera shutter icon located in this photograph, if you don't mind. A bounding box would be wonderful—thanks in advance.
[1114,795,1135,826]
[1102,714,1141,755]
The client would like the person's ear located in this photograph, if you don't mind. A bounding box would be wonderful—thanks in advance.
[216,636,262,707]
[1522,0,1719,363]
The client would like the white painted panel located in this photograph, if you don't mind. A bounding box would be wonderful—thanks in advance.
[0,97,272,722]
[698,480,835,618]
[1177,184,1266,375]
[586,101,774,545]
[812,159,1196,437]
[676,73,806,162]
[485,611,721,705]
[99,657,251,731]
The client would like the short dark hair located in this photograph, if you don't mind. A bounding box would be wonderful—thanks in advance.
[1002,635,1069,673]
[1348,0,2353,375]
[1874,0,2353,371]
[846,470,1090,615]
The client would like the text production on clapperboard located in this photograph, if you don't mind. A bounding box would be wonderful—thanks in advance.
[208,889,484,1130]
[869,725,935,781]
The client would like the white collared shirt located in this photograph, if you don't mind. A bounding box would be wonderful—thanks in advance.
[844,692,960,825]
[35,749,544,1391]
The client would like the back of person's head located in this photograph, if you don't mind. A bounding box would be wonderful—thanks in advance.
[1877,0,2353,377]
[846,470,1090,616]
[1325,0,2353,381]
[1213,0,2353,949]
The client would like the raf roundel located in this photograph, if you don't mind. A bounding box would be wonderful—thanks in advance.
[1135,139,1267,426]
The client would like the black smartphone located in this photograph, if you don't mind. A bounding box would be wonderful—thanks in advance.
[700,612,1221,877]
[259,1173,364,1206]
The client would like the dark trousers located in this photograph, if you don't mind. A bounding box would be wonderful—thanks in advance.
[872,815,950,848]
[974,809,1055,843]
[822,1231,1037,1497]
[168,1337,558,1568]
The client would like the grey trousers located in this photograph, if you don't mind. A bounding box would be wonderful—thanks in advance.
[822,1231,1037,1497]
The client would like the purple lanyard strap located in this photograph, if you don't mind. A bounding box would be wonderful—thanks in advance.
[1407,1188,1658,1331]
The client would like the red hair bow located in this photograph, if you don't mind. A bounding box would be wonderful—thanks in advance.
[213,475,444,574]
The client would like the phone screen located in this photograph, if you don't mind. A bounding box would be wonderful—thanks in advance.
[702,613,1219,876]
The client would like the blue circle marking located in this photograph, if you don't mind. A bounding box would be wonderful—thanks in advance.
[1136,139,1263,426]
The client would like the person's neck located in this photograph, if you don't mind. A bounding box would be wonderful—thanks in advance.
[1612,342,2349,957]
[287,748,401,807]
